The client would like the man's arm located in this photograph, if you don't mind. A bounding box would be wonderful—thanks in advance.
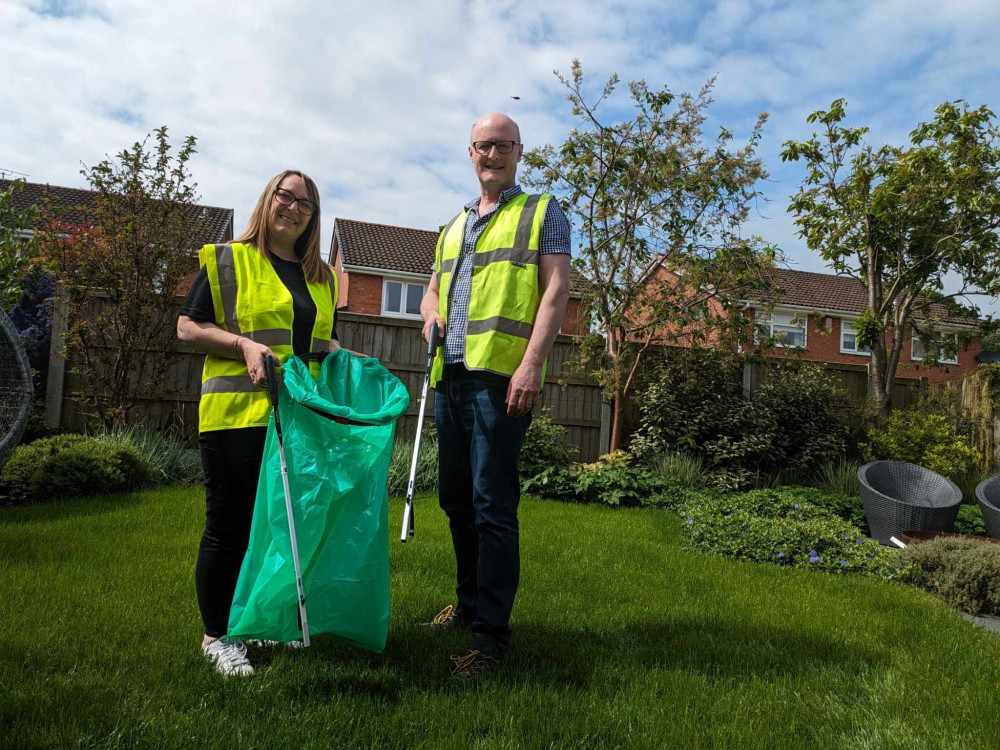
[506,252,571,416]
[420,272,446,344]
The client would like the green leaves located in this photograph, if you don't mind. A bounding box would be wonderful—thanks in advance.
[0,178,39,311]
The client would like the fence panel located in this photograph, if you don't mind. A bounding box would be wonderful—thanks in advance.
[47,308,607,461]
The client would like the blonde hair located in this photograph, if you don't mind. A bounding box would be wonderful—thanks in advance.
[235,170,329,284]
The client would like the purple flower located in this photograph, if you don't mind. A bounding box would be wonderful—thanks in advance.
[844,533,850,540]
[887,574,894,580]
[855,539,863,545]
[808,550,821,564]
[838,559,847,567]
[687,518,694,525]
[778,552,786,559]
[793,503,799,510]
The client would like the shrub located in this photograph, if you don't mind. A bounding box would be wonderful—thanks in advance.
[862,411,983,483]
[630,352,851,490]
[646,451,706,488]
[519,412,577,478]
[953,504,987,537]
[386,433,438,498]
[898,537,1000,615]
[93,424,202,485]
[522,453,670,507]
[1,434,153,502]
[678,488,894,578]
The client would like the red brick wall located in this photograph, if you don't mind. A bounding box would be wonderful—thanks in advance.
[561,298,586,336]
[345,273,383,315]
[749,309,983,383]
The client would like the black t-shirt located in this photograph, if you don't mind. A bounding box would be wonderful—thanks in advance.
[180,256,338,357]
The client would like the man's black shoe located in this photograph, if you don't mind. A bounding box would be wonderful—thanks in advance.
[423,604,472,631]
[448,648,499,681]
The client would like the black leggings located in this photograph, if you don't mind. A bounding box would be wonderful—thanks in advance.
[195,426,268,638]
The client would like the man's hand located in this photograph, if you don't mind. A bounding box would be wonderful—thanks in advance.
[237,337,278,389]
[422,314,445,345]
[506,360,542,416]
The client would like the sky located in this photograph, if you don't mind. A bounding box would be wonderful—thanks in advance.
[2,0,999,313]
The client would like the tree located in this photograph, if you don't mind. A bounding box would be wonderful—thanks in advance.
[781,100,1000,416]
[0,178,38,311]
[523,60,778,451]
[37,127,199,427]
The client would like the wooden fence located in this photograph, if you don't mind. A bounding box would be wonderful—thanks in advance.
[741,359,923,409]
[46,306,609,461]
[929,370,1000,471]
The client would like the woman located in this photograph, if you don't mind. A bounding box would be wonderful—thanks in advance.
[178,170,341,676]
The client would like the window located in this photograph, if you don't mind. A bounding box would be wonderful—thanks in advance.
[840,319,871,355]
[382,279,425,318]
[911,329,959,365]
[754,311,806,348]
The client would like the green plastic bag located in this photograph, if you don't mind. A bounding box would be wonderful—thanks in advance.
[227,351,410,652]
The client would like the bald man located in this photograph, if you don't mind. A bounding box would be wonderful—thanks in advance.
[419,113,572,680]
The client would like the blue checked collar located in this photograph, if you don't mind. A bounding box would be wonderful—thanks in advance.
[464,185,524,213]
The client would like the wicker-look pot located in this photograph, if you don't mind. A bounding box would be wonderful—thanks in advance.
[857,461,962,545]
[975,476,1000,540]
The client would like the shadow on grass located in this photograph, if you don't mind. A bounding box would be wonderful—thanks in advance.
[245,613,887,701]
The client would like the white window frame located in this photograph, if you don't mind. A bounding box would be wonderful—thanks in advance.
[381,278,426,319]
[840,318,871,356]
[911,328,959,365]
[754,310,807,349]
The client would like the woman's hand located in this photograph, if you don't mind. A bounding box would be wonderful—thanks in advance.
[237,337,278,389]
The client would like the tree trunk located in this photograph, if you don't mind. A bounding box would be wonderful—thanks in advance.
[610,388,625,454]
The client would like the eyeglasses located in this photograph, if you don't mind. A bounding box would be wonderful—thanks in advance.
[471,140,521,155]
[273,187,317,216]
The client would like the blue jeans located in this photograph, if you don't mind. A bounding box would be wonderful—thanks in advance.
[435,369,531,656]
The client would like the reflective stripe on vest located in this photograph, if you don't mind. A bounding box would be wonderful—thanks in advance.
[430,193,550,388]
[197,242,337,432]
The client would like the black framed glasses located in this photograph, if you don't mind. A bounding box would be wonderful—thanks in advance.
[471,140,521,155]
[273,187,317,216]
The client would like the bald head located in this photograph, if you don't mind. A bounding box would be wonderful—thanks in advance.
[471,113,520,143]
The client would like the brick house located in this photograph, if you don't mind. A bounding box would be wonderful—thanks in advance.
[327,217,587,334]
[743,267,986,383]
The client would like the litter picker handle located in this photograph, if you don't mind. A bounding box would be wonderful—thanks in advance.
[265,355,280,410]
[400,321,438,543]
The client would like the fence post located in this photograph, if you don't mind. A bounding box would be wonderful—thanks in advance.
[45,296,68,429]
[742,362,752,400]
[599,395,613,456]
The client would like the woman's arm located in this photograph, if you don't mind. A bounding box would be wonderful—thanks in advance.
[177,315,277,388]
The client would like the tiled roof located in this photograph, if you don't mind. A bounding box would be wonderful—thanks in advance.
[753,267,979,325]
[332,217,587,294]
[0,179,233,247]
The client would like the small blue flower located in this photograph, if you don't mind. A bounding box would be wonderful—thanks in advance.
[838,559,847,567]
[887,574,894,580]
[844,533,850,540]
[793,503,799,510]
[687,518,694,525]
[778,552,786,559]
[855,539,863,545]
[808,550,821,564]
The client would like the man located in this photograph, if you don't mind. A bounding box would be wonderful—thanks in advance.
[419,113,571,680]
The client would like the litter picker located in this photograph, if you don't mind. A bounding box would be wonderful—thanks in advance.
[265,354,311,647]
[400,321,437,543]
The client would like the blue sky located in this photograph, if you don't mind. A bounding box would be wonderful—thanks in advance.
[2,0,999,312]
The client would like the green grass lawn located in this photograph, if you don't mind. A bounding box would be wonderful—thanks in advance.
[3,487,1000,749]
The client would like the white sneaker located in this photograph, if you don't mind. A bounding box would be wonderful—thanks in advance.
[202,638,254,676]
[247,639,306,649]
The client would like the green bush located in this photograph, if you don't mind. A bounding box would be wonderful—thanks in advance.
[523,454,670,507]
[1,434,153,502]
[898,537,1000,615]
[953,504,987,537]
[678,488,894,578]
[93,424,202,485]
[386,433,438,498]
[519,412,577,478]
[630,352,851,490]
[862,411,983,483]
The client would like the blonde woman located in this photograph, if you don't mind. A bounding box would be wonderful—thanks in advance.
[178,170,340,676]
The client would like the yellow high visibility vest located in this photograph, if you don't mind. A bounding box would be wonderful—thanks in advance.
[430,192,550,388]
[197,242,337,432]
